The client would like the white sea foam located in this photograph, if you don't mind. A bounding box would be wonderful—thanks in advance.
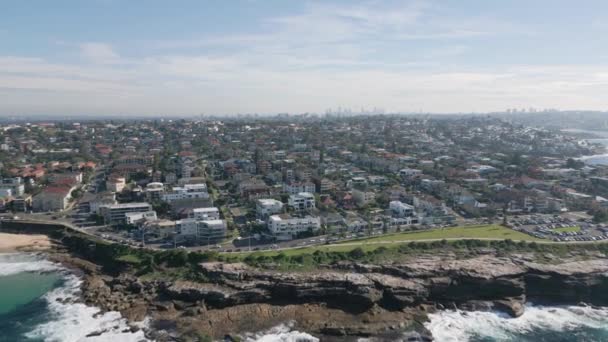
[25,273,151,342]
[0,252,154,342]
[425,304,608,342]
[241,322,319,342]
[0,252,60,276]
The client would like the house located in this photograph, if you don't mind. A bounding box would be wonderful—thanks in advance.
[352,189,375,206]
[106,176,126,193]
[239,180,270,199]
[50,172,83,184]
[390,201,415,218]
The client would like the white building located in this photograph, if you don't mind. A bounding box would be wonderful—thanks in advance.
[175,218,227,243]
[106,176,126,193]
[145,182,164,201]
[288,192,316,212]
[33,186,76,212]
[283,181,316,195]
[256,198,284,218]
[89,192,117,214]
[162,183,209,202]
[352,189,375,206]
[100,202,152,225]
[0,177,24,197]
[268,214,320,240]
[390,201,415,218]
[399,168,422,178]
[189,207,220,220]
[125,211,158,225]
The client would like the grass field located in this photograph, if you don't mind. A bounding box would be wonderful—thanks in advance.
[229,224,543,258]
[552,226,581,233]
[341,224,543,244]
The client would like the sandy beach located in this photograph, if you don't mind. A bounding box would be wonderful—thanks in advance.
[0,233,52,252]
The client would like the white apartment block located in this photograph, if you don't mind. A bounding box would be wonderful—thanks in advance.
[268,214,321,240]
[162,183,209,202]
[0,177,24,197]
[125,211,158,225]
[175,218,227,243]
[288,192,316,212]
[283,181,316,195]
[390,201,416,218]
[256,198,284,218]
[100,202,152,225]
[189,207,220,220]
[106,177,126,193]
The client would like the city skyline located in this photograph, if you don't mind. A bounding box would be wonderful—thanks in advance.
[3,0,608,116]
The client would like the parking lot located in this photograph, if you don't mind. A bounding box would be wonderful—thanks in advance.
[508,212,608,242]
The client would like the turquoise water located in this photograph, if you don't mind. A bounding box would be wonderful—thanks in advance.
[0,253,149,342]
[0,272,61,315]
[2,252,607,341]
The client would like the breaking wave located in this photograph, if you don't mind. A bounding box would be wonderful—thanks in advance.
[0,252,60,276]
[425,304,608,342]
[241,322,319,342]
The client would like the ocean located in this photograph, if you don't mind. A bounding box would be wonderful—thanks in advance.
[0,253,148,342]
[2,252,608,342]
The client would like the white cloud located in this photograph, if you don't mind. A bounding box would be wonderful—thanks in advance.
[80,42,120,64]
[0,2,605,115]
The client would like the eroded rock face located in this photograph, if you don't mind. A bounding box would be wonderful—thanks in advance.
[156,256,608,318]
[71,253,608,340]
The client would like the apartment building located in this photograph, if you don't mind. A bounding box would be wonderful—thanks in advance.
[268,214,320,240]
[288,192,316,212]
[256,198,284,219]
[100,202,152,225]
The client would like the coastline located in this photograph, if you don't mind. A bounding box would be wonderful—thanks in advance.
[3,221,608,341]
[0,232,53,253]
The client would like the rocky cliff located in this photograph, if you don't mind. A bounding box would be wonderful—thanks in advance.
[160,255,608,319]
[64,253,608,340]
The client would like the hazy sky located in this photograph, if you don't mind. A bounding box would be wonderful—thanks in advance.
[2,0,608,116]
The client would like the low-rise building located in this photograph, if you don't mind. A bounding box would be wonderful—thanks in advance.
[88,192,117,214]
[256,198,284,219]
[125,211,158,225]
[175,218,227,244]
[100,202,152,225]
[32,185,75,211]
[268,214,320,240]
[106,176,126,193]
[283,181,316,195]
[189,207,220,220]
[288,192,316,212]
[390,201,415,217]
[0,177,24,197]
[162,183,209,202]
[145,182,164,201]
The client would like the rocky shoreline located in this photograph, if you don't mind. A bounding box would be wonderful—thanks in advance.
[48,249,608,341]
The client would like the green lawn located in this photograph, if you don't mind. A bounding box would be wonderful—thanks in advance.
[552,226,581,233]
[342,224,543,244]
[227,224,543,258]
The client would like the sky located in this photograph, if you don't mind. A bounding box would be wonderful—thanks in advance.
[2,0,608,116]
